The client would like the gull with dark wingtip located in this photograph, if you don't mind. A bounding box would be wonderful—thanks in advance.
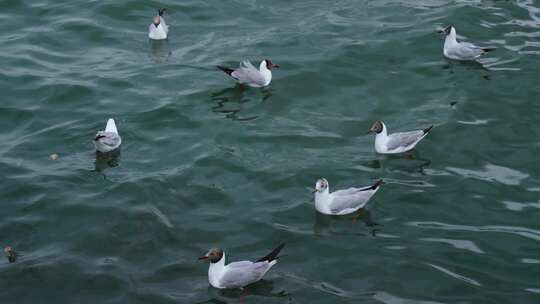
[217,59,279,87]
[438,25,495,61]
[94,118,122,153]
[367,121,433,154]
[148,8,168,40]
[198,243,285,289]
[313,178,383,215]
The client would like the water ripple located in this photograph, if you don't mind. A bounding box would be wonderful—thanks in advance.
[420,237,484,254]
[374,291,444,304]
[426,263,482,287]
[446,163,529,186]
[410,221,540,243]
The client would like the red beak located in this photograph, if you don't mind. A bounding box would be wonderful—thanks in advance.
[198,255,208,260]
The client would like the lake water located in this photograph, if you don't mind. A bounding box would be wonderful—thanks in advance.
[1,0,540,303]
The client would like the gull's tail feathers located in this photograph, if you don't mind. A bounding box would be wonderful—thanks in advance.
[105,118,118,134]
[256,243,285,263]
[423,125,434,134]
[360,179,384,192]
[217,66,234,76]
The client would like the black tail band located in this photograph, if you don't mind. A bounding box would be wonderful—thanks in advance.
[217,65,234,76]
[423,125,434,134]
[256,243,285,262]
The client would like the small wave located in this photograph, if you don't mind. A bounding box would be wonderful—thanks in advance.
[420,237,484,254]
[374,291,445,304]
[446,163,529,186]
[427,263,482,286]
[410,221,540,243]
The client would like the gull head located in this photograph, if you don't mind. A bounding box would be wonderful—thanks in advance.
[153,16,161,27]
[367,121,384,134]
[264,59,280,70]
[198,248,223,263]
[4,246,13,256]
[438,25,454,36]
[313,178,329,193]
[4,246,16,263]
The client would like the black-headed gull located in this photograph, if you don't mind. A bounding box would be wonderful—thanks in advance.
[198,243,285,289]
[312,178,383,215]
[94,118,122,153]
[367,121,433,154]
[148,8,168,40]
[217,59,279,87]
[438,25,495,61]
[4,246,16,263]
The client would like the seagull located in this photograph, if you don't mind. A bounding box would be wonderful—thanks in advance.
[367,121,433,154]
[217,59,279,87]
[313,178,383,215]
[438,25,495,61]
[94,118,122,153]
[198,243,285,289]
[148,8,168,40]
[4,246,16,263]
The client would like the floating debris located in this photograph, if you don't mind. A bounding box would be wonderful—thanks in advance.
[4,246,16,263]
[50,153,59,160]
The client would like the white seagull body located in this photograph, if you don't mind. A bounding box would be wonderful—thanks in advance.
[199,244,285,289]
[439,25,495,61]
[313,178,383,215]
[94,118,121,153]
[368,121,432,154]
[148,9,168,40]
[217,59,279,87]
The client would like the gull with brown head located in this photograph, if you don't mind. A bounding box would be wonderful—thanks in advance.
[198,243,285,289]
[217,59,280,87]
[437,25,495,61]
[149,8,168,40]
[367,121,432,154]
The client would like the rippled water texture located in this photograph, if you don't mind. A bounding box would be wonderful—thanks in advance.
[1,0,540,303]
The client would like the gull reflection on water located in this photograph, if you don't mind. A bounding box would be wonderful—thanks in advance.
[94,149,120,172]
[442,58,492,79]
[196,280,288,304]
[364,153,432,175]
[149,39,171,63]
[210,85,273,121]
[313,209,382,237]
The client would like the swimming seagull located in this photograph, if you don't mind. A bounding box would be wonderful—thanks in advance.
[148,8,168,40]
[217,59,279,87]
[313,178,383,215]
[4,246,16,263]
[198,243,285,289]
[94,118,122,153]
[367,121,433,154]
[438,25,495,61]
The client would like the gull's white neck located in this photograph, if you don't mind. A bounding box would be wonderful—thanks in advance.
[259,61,272,86]
[374,123,389,152]
[315,188,331,214]
[444,28,458,47]
[208,253,226,288]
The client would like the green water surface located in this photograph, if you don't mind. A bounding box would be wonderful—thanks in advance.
[1,0,540,303]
